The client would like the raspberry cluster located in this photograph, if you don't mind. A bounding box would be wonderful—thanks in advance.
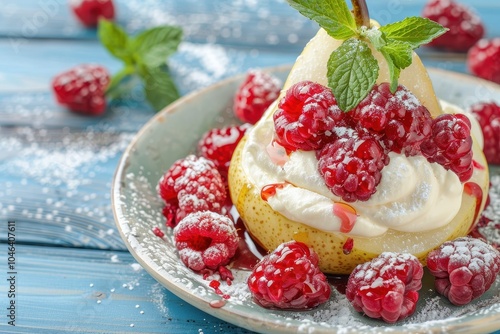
[247,241,331,309]
[273,81,473,202]
[427,237,500,305]
[346,252,424,323]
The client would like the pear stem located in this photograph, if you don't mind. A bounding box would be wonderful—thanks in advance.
[351,0,370,28]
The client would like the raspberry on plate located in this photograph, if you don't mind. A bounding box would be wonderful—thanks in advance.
[52,64,110,116]
[234,69,282,125]
[197,124,251,176]
[70,0,115,27]
[317,133,389,202]
[467,38,500,85]
[470,101,500,165]
[420,113,473,182]
[427,236,500,306]
[273,81,347,151]
[174,211,239,272]
[350,83,433,156]
[158,155,227,220]
[346,252,424,323]
[247,241,331,309]
[422,0,484,52]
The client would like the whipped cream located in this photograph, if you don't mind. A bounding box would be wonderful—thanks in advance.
[241,101,467,238]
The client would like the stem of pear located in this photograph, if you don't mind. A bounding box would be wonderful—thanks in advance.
[351,0,370,28]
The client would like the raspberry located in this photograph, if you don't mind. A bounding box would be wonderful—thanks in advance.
[427,237,500,306]
[70,0,115,27]
[52,64,110,116]
[174,211,239,271]
[317,132,389,202]
[234,70,282,124]
[273,81,347,151]
[346,252,424,323]
[470,101,500,164]
[350,83,432,156]
[162,198,179,228]
[157,155,227,216]
[420,113,473,182]
[422,0,484,52]
[197,124,251,176]
[247,241,331,309]
[467,38,500,85]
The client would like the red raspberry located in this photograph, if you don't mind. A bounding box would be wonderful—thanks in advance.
[317,132,389,202]
[273,81,347,151]
[427,237,500,306]
[162,198,179,228]
[197,124,251,176]
[346,252,424,323]
[420,113,473,182]
[174,211,239,271]
[422,0,484,52]
[52,64,110,116]
[234,70,282,124]
[350,83,432,156]
[467,38,500,84]
[247,241,330,309]
[157,155,226,216]
[470,101,500,164]
[70,0,115,27]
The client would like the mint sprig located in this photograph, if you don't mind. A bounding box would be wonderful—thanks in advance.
[98,20,183,111]
[286,0,447,111]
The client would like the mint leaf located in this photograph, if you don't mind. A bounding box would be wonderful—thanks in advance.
[105,65,136,97]
[381,40,413,69]
[99,21,183,111]
[130,26,183,68]
[286,0,358,40]
[98,20,133,64]
[139,66,180,111]
[379,49,400,93]
[380,17,448,49]
[327,38,378,111]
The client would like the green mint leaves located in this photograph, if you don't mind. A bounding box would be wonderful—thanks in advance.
[286,0,447,111]
[98,20,183,111]
[287,0,358,40]
[327,39,378,111]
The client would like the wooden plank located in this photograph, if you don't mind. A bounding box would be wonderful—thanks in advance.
[0,244,256,333]
[1,0,499,45]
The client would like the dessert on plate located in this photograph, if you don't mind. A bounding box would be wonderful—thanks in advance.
[228,0,490,275]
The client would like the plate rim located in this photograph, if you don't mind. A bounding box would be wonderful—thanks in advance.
[111,66,500,334]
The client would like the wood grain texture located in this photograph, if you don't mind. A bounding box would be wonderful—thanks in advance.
[0,245,256,334]
[0,1,499,333]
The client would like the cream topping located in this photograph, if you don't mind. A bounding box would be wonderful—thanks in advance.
[241,105,464,238]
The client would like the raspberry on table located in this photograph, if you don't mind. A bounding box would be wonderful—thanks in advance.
[247,241,331,309]
[470,101,500,165]
[346,252,424,323]
[157,155,227,219]
[234,69,282,125]
[197,124,251,176]
[420,113,474,182]
[467,38,500,84]
[273,81,347,151]
[317,132,389,202]
[52,64,110,116]
[70,0,115,27]
[174,211,239,272]
[422,0,484,52]
[426,237,500,306]
[350,83,433,156]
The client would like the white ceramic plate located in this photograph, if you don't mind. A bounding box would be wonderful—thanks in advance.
[112,66,500,334]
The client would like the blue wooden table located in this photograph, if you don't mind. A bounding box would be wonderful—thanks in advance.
[0,1,499,333]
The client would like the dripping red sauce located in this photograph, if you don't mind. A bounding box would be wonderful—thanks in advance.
[464,182,483,232]
[260,182,288,201]
[230,218,267,271]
